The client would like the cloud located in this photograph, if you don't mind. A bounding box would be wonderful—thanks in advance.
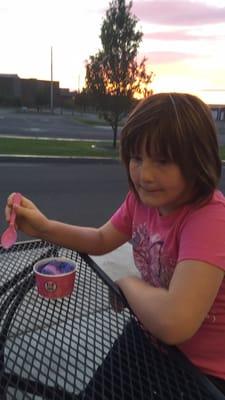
[133,0,225,26]
[202,89,225,92]
[144,30,219,41]
[143,51,201,64]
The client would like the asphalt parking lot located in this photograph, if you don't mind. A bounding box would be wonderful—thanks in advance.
[0,109,116,140]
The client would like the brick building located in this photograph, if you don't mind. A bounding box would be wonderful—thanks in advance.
[20,78,60,107]
[0,74,21,104]
[0,74,66,108]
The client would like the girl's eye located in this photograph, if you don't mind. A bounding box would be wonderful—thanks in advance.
[154,159,168,165]
[130,156,142,163]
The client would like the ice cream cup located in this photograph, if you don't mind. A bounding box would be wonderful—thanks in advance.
[33,257,77,299]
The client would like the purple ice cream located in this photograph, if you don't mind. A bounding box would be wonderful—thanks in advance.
[40,262,74,275]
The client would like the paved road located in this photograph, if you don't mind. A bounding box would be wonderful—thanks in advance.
[0,110,116,140]
[0,159,224,243]
[0,159,128,241]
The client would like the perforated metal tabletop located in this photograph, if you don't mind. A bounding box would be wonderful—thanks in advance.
[0,239,224,399]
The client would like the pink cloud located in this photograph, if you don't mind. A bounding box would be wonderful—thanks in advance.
[144,30,218,41]
[132,0,225,26]
[143,51,201,64]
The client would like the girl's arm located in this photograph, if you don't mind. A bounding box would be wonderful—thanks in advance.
[117,260,224,345]
[5,194,130,255]
[42,219,128,255]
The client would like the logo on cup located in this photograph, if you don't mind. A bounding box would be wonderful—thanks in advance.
[45,281,57,292]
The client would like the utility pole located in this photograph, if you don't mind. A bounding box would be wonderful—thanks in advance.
[50,46,54,114]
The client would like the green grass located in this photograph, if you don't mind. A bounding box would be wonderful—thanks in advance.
[0,137,119,158]
[1,136,225,161]
[219,145,225,160]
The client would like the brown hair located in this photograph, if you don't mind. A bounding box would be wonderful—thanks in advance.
[120,92,221,203]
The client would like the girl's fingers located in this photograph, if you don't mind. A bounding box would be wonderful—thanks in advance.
[5,194,15,221]
[5,193,37,223]
[19,196,36,209]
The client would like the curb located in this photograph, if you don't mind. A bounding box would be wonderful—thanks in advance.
[0,154,120,164]
[0,134,112,142]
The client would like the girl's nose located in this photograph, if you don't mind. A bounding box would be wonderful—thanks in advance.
[140,159,154,182]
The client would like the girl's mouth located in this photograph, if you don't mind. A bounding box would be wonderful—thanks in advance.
[139,185,162,193]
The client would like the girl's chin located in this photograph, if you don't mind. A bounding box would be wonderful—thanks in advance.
[137,191,172,213]
[138,188,161,200]
[138,192,161,207]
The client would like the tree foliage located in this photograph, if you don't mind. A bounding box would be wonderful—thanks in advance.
[85,0,153,147]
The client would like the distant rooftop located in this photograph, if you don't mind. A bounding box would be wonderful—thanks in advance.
[209,104,225,108]
[0,73,19,79]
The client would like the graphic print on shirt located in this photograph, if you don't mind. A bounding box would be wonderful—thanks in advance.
[132,223,176,288]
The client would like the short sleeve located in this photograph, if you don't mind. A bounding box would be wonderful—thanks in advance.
[110,191,136,238]
[178,203,225,271]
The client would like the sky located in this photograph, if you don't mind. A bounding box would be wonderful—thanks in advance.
[0,0,225,104]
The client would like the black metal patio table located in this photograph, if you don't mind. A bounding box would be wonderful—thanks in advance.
[0,239,224,400]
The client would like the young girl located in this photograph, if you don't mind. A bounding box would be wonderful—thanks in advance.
[5,92,225,394]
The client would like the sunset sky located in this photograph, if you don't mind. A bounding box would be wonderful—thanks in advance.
[0,0,225,104]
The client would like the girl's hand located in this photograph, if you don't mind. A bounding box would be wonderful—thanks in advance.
[5,193,49,238]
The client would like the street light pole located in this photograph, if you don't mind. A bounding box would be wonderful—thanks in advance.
[50,46,54,114]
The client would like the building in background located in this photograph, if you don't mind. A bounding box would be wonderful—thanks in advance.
[20,78,60,109]
[0,74,21,105]
[0,73,74,110]
[210,104,225,121]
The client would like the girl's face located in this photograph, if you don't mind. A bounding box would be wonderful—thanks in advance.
[129,149,193,216]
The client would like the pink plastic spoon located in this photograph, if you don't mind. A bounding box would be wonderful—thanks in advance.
[1,192,22,249]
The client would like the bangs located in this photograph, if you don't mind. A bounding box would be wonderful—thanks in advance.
[122,118,179,163]
[143,127,176,162]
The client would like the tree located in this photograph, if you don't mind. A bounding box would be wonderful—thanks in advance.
[85,0,153,147]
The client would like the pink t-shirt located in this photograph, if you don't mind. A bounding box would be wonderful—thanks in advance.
[111,190,225,379]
